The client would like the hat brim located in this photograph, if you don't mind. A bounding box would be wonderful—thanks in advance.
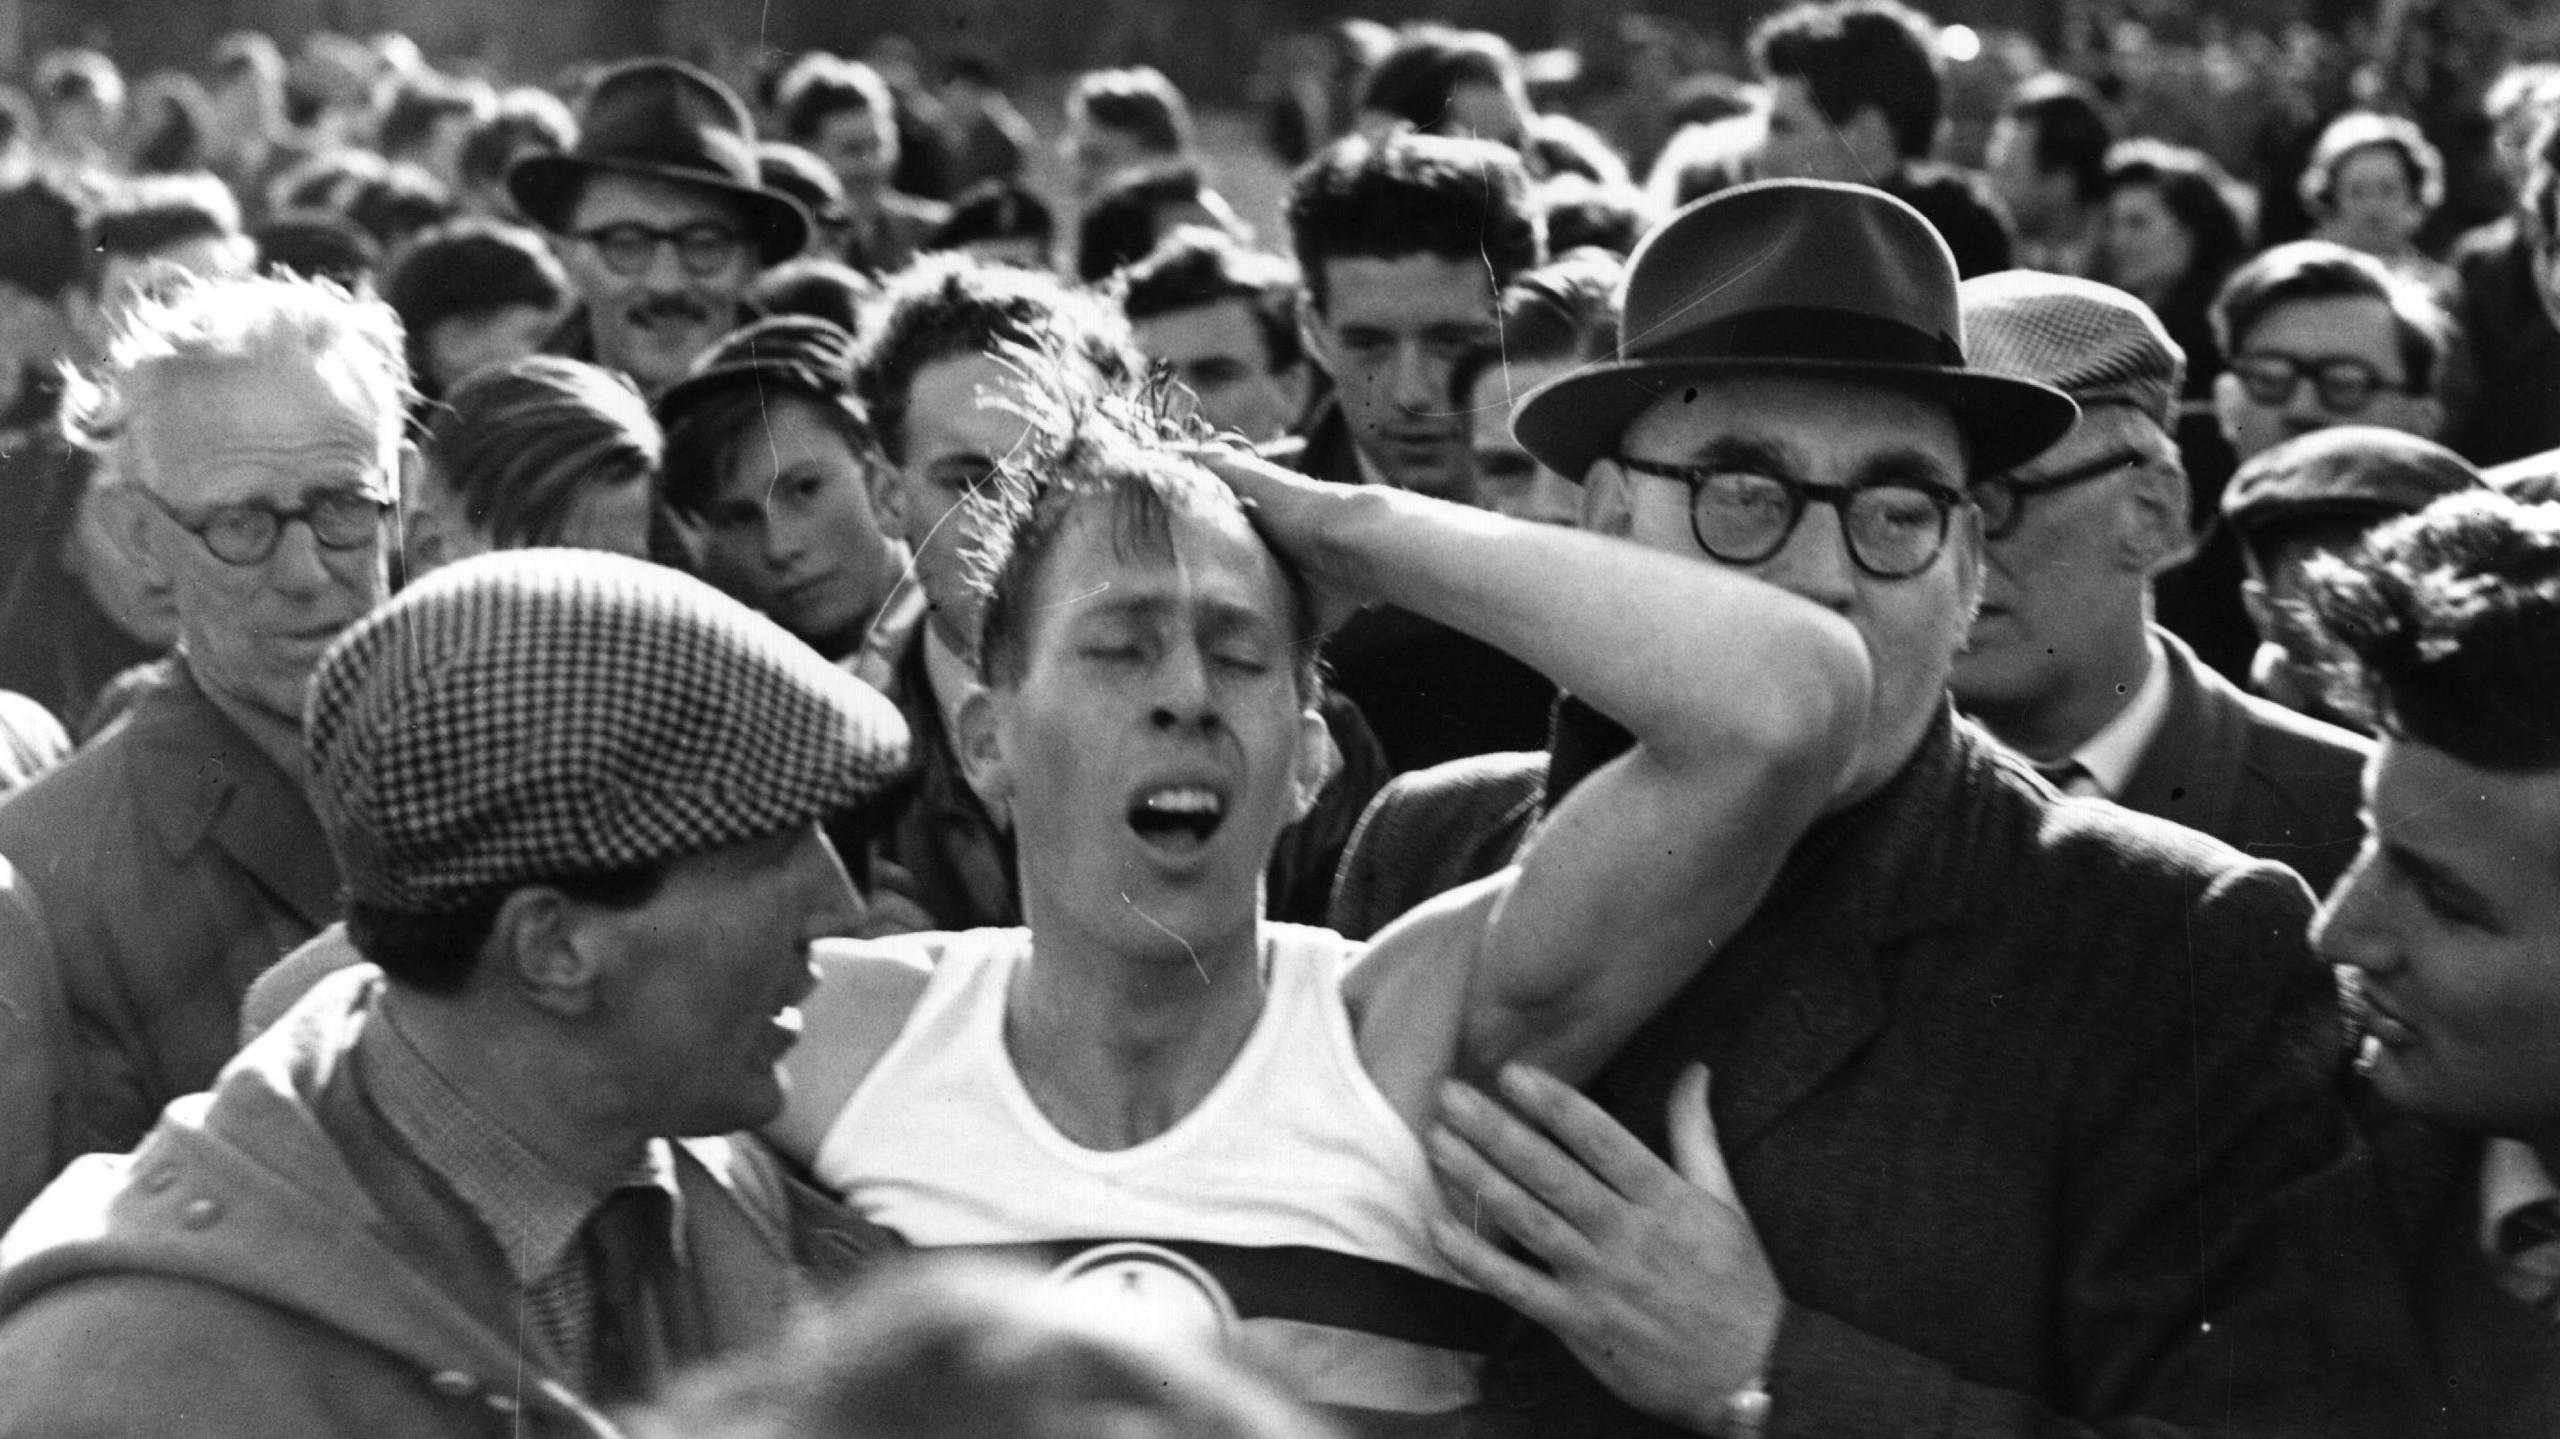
[508,154,810,265]
[1513,357,2080,486]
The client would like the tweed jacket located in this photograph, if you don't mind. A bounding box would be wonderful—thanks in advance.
[1338,707,2421,1435]
[2114,627,2370,898]
[0,970,895,1439]
[0,858,70,1229]
[0,656,338,1161]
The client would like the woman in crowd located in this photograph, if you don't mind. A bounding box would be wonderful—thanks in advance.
[403,355,661,575]
[2103,138,2252,416]
[2301,109,2457,300]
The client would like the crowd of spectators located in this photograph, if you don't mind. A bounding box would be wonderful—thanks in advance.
[0,3,2557,1434]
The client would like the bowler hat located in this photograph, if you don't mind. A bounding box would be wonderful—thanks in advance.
[508,59,809,265]
[1513,180,2077,484]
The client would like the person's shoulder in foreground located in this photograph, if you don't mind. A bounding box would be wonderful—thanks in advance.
[0,548,911,1436]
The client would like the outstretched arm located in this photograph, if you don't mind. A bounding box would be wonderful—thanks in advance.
[1196,449,1869,1097]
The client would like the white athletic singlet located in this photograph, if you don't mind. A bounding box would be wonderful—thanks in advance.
[815,924,1495,1423]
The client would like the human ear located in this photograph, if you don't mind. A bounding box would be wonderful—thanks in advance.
[1288,705,1338,823]
[491,886,604,1020]
[2240,576,2277,644]
[2120,459,2194,573]
[1295,291,1338,383]
[954,687,1012,825]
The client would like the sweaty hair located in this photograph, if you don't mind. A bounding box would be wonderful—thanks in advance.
[425,356,660,550]
[2210,239,2451,398]
[851,251,1137,467]
[965,353,1321,699]
[1284,131,1543,312]
[1067,67,1193,158]
[2310,491,2560,770]
[2001,73,2112,202]
[631,1258,1334,1439]
[2299,110,2445,217]
[1118,226,1302,374]
[1750,0,1943,161]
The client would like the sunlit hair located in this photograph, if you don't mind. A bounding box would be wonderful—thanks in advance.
[2310,490,2560,770]
[964,346,1321,699]
[424,355,659,550]
[62,269,413,489]
[631,1258,1336,1439]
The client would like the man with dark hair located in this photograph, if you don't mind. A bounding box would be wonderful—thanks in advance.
[0,275,403,1172]
[1072,161,1248,284]
[774,54,947,277]
[1750,0,2012,276]
[1330,181,2419,1434]
[1953,270,2370,895]
[0,548,907,1433]
[851,253,1379,929]
[2453,103,2560,468]
[1061,67,1194,203]
[509,60,807,397]
[2302,489,2560,1429]
[2210,239,2454,464]
[454,88,576,222]
[1277,130,1551,771]
[2221,426,2485,729]
[1119,225,1303,444]
[1985,73,2111,279]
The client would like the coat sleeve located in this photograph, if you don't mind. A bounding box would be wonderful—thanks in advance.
[0,859,73,1229]
[1758,861,2428,1439]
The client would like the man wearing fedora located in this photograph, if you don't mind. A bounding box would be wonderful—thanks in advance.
[1334,181,2421,1433]
[509,59,808,398]
[1951,271,2371,898]
[0,550,906,1435]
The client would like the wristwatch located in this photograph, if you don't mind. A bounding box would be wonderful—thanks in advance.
[1713,1375,1772,1438]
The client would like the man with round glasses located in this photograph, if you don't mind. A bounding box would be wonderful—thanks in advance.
[2207,239,2452,465]
[1951,270,2370,897]
[0,272,405,1169]
[1330,182,2420,1433]
[507,60,809,397]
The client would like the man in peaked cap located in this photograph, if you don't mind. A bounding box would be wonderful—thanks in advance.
[0,550,907,1436]
[512,59,809,396]
[1952,270,2371,896]
[1330,180,2424,1434]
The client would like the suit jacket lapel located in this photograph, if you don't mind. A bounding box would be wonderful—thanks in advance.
[2116,628,2243,839]
[133,663,339,929]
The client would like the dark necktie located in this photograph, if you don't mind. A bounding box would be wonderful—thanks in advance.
[584,1185,676,1405]
[2495,1198,2560,1313]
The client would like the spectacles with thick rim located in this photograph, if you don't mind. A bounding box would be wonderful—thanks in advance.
[1615,454,1963,580]
[1971,447,2147,540]
[573,222,748,279]
[2229,350,2410,414]
[137,484,390,566]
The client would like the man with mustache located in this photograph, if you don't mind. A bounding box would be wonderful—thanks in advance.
[509,60,808,398]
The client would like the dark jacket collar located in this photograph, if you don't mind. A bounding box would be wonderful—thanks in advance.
[126,658,338,928]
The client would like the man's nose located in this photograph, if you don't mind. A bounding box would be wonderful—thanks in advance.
[2308,849,2393,975]
[1148,642,1217,729]
[260,515,338,594]
[1754,502,1860,611]
[1390,343,1442,412]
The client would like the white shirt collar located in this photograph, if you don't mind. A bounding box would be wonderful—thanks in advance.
[2479,1138,2560,1256]
[2066,633,2173,800]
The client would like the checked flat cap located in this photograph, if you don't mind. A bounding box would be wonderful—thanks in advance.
[306,549,908,914]
[1960,270,2186,433]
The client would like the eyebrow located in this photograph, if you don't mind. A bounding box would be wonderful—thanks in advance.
[1853,447,1965,493]
[2379,837,2494,912]
[1683,434,1798,480]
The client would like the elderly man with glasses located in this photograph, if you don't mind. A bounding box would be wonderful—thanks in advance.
[0,272,403,1175]
[1329,183,2423,1435]
[1951,270,2371,898]
[508,60,809,397]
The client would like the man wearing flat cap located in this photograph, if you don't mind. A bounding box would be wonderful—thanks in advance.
[2222,426,2486,731]
[0,550,907,1436]
[1952,270,2371,896]
[1332,180,2422,1434]
[511,59,809,397]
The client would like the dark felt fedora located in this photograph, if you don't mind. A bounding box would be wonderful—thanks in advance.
[508,59,809,265]
[1513,179,2078,483]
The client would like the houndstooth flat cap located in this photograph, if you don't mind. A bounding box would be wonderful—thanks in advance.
[1959,270,2186,435]
[305,549,908,914]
